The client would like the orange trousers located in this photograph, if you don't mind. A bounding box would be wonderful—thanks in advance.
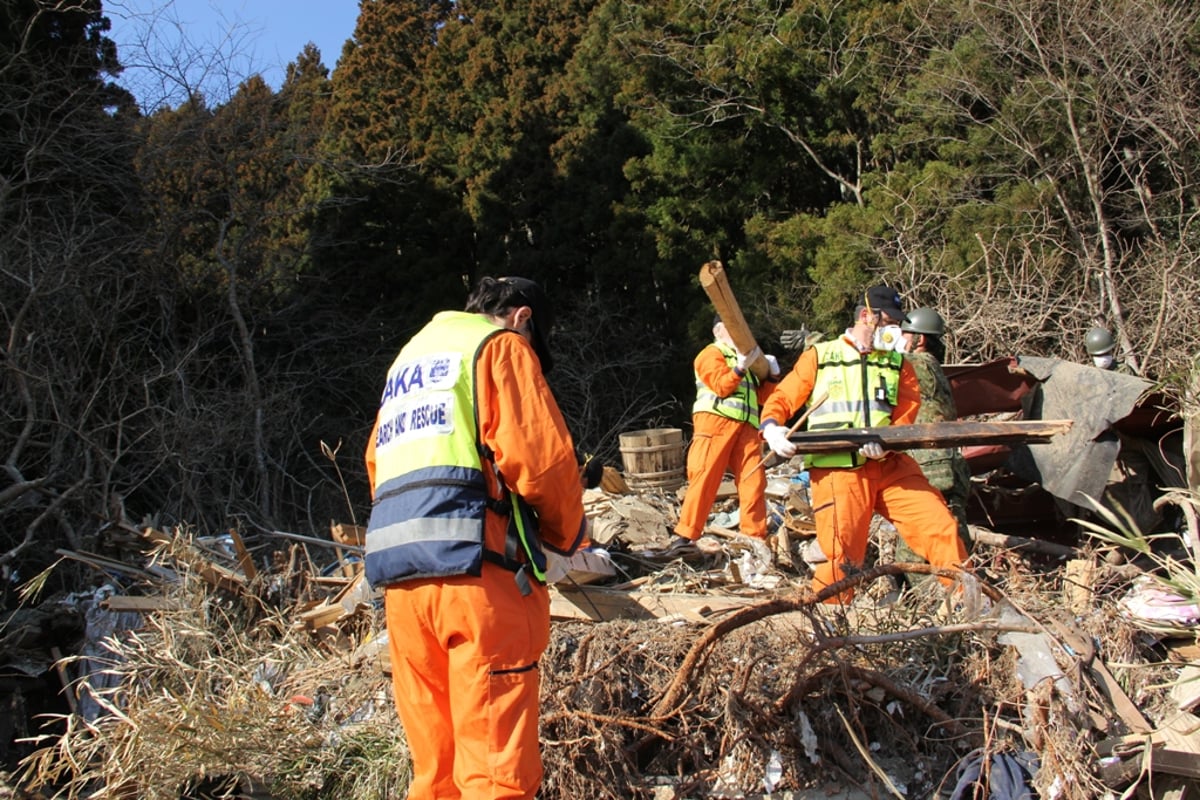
[675,413,767,540]
[809,453,967,602]
[384,564,550,800]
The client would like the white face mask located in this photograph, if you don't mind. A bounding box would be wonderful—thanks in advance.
[893,335,910,354]
[1092,354,1115,370]
[873,324,904,352]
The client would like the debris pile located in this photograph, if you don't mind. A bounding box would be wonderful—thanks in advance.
[1,466,1198,799]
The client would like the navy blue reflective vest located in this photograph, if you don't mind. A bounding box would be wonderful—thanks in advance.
[365,311,543,589]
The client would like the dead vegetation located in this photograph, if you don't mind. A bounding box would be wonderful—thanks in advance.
[3,478,1198,799]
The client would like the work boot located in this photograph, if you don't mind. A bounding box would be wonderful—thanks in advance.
[659,535,698,558]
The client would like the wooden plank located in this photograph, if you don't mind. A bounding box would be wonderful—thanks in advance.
[228,529,257,581]
[49,646,77,715]
[100,595,182,612]
[787,419,1073,452]
[550,585,760,622]
[699,260,770,380]
[1047,616,1153,735]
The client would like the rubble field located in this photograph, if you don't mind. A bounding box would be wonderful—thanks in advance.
[2,468,1198,799]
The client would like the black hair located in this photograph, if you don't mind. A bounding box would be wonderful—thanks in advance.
[924,334,946,363]
[465,276,524,316]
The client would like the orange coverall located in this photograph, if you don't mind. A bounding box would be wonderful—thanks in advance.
[366,333,585,800]
[760,341,967,601]
[675,344,776,541]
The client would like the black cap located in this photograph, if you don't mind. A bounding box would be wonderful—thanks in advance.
[864,284,906,322]
[498,276,555,373]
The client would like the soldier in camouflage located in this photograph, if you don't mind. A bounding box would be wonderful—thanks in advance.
[895,308,972,576]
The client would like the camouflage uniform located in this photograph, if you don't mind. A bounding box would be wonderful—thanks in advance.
[895,350,972,565]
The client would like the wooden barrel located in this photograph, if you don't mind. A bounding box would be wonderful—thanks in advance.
[619,428,686,491]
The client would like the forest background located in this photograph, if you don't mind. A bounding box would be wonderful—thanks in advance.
[3,0,1199,601]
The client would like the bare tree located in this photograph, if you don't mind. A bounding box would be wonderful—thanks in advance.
[889,0,1200,375]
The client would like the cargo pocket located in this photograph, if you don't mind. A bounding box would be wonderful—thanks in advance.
[487,661,543,794]
[686,432,713,479]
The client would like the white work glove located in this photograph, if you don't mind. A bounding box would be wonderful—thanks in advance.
[859,441,886,460]
[764,354,781,378]
[735,346,762,373]
[762,422,798,459]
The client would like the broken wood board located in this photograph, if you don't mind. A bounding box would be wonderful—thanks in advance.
[229,529,257,580]
[1147,712,1200,778]
[550,585,761,622]
[298,572,376,630]
[330,523,365,547]
[329,522,365,578]
[787,419,1073,452]
[140,529,248,595]
[1172,664,1200,713]
[699,260,770,380]
[1104,712,1200,781]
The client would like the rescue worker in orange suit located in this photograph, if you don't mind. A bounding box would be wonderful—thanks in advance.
[759,285,968,603]
[660,316,781,557]
[364,276,587,800]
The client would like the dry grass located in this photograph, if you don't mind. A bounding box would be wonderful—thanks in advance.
[18,537,408,800]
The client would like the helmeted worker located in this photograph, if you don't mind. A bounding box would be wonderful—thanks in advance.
[895,307,973,575]
[660,316,780,557]
[1085,327,1117,371]
[760,285,968,602]
[364,276,587,800]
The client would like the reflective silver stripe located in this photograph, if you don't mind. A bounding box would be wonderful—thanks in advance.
[809,398,894,423]
[367,516,482,553]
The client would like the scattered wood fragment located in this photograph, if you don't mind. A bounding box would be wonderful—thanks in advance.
[229,529,257,580]
[600,466,630,494]
[1062,558,1096,614]
[140,528,248,595]
[969,526,1079,557]
[328,522,365,578]
[100,595,182,612]
[1046,614,1152,735]
[49,646,77,715]
[297,573,375,631]
[1171,664,1200,713]
[330,523,365,547]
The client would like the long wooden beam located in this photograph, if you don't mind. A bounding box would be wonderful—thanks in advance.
[699,260,770,380]
[787,419,1072,451]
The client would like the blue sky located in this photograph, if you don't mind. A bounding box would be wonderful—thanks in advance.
[106,0,361,109]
